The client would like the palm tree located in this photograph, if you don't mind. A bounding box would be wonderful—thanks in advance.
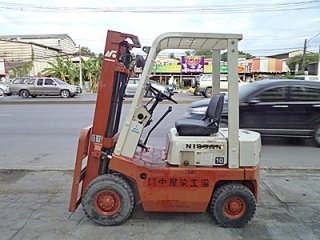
[42,56,81,85]
[43,55,102,92]
[12,63,33,77]
[64,57,78,85]
[42,56,69,81]
[82,57,102,92]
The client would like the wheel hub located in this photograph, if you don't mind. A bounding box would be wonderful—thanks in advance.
[94,190,121,216]
[223,197,246,219]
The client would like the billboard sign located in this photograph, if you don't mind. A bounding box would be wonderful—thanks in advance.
[181,56,204,73]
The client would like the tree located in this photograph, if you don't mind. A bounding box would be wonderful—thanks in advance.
[42,55,102,92]
[221,51,254,61]
[185,50,194,56]
[185,50,212,57]
[184,50,254,60]
[79,46,96,57]
[42,56,79,85]
[287,53,319,72]
[82,57,102,92]
[12,63,33,77]
[42,57,69,81]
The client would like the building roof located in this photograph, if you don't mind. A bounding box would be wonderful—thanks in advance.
[267,50,313,59]
[0,39,61,52]
[0,34,76,45]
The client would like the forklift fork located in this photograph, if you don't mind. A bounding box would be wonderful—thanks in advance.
[69,126,92,212]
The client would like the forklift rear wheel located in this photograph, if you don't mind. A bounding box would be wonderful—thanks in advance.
[82,174,134,226]
[210,183,256,228]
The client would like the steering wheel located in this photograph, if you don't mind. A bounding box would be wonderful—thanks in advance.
[148,84,178,104]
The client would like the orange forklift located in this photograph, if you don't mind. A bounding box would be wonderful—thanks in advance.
[69,30,261,227]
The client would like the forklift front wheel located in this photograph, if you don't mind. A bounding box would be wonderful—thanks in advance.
[210,183,256,228]
[82,174,134,226]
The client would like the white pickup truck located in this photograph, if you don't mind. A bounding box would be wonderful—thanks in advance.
[195,74,248,97]
[11,77,81,98]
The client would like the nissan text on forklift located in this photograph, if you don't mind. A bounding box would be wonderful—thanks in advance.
[69,30,261,228]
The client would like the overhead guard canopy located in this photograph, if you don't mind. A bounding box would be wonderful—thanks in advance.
[154,32,243,51]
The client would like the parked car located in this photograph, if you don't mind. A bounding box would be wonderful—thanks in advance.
[9,77,32,95]
[125,78,168,97]
[185,79,320,147]
[0,76,12,96]
[195,74,248,97]
[13,77,81,98]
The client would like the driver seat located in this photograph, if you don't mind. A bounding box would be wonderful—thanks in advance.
[175,94,224,136]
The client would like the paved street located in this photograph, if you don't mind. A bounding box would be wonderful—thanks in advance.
[1,169,319,240]
[1,93,320,240]
[1,94,319,170]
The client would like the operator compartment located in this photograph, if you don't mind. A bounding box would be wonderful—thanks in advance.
[166,128,228,166]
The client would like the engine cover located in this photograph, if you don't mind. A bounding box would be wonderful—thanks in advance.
[165,128,228,166]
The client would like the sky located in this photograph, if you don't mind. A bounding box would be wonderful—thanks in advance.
[0,0,320,57]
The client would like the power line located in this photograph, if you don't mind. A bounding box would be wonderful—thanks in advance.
[0,1,319,14]
[307,32,320,42]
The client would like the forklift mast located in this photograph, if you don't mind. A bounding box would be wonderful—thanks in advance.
[69,31,141,211]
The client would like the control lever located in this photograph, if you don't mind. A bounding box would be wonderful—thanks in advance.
[144,106,172,145]
[138,139,149,151]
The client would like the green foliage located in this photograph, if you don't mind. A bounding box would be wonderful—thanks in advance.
[42,56,69,81]
[80,46,96,57]
[12,63,33,77]
[193,50,213,57]
[221,51,254,61]
[42,55,102,92]
[184,50,254,60]
[185,50,194,56]
[82,56,102,93]
[287,53,319,71]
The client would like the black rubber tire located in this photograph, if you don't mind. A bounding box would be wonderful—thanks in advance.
[204,87,212,98]
[60,89,70,98]
[313,124,320,147]
[20,89,30,98]
[210,183,256,228]
[82,174,134,226]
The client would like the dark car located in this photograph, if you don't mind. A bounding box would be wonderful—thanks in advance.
[185,79,320,147]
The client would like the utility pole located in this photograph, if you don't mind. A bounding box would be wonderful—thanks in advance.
[78,45,83,88]
[301,39,307,72]
[317,45,320,78]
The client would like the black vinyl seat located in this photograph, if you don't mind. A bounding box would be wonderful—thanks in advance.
[175,94,225,136]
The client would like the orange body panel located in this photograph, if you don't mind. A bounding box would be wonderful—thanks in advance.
[82,30,140,192]
[69,30,141,211]
[109,148,259,212]
[69,126,92,212]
